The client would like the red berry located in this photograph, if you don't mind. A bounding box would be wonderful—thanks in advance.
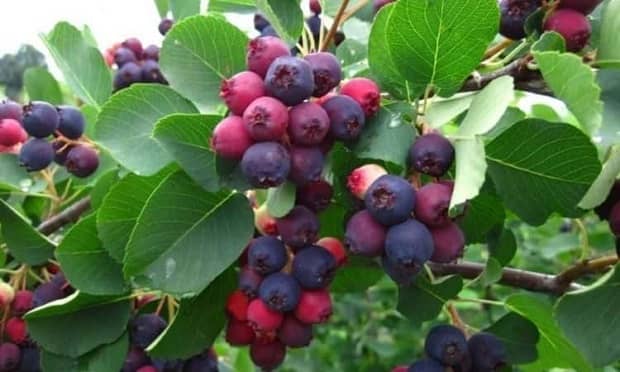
[211,116,253,160]
[136,366,158,372]
[344,210,387,257]
[317,237,347,267]
[247,299,284,332]
[414,182,453,227]
[295,289,332,324]
[5,318,27,345]
[544,9,591,52]
[226,290,250,321]
[347,164,387,199]
[310,0,322,14]
[242,97,288,142]
[559,0,601,14]
[392,366,409,372]
[0,343,20,371]
[220,71,266,116]
[250,340,286,370]
[246,36,291,78]
[430,222,465,263]
[11,290,33,316]
[0,282,14,307]
[0,119,26,147]
[225,319,256,346]
[340,78,381,117]
[278,315,313,348]
[288,102,330,146]
[254,204,279,236]
[609,202,620,236]
[122,37,143,58]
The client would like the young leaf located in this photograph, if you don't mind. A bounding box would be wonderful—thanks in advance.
[23,67,63,104]
[457,76,514,137]
[397,275,463,325]
[266,182,296,218]
[256,0,304,46]
[579,145,620,209]
[0,154,31,192]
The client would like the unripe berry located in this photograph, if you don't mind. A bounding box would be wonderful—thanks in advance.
[226,318,255,346]
[32,281,65,307]
[288,102,330,146]
[499,0,541,40]
[414,182,452,227]
[246,36,291,78]
[226,290,250,321]
[265,56,315,106]
[254,204,278,236]
[250,340,286,370]
[22,101,59,138]
[559,0,601,14]
[278,315,313,348]
[159,18,174,35]
[241,142,291,188]
[0,343,20,372]
[347,164,388,199]
[19,138,55,172]
[304,52,342,98]
[11,290,33,316]
[276,206,320,249]
[391,366,409,372]
[345,210,387,257]
[65,145,100,178]
[429,222,465,263]
[609,202,620,236]
[544,9,591,52]
[220,71,266,116]
[247,298,283,332]
[409,133,455,177]
[0,119,26,147]
[296,179,333,212]
[294,289,332,324]
[242,97,288,142]
[310,0,322,14]
[5,317,27,345]
[211,116,253,160]
[317,237,347,267]
[323,95,366,141]
[340,78,381,117]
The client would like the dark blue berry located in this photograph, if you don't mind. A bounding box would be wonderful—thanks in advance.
[51,140,71,166]
[32,281,64,307]
[122,347,149,372]
[289,146,324,186]
[304,52,342,97]
[17,345,40,372]
[19,139,55,172]
[499,0,541,40]
[410,133,455,177]
[381,255,414,285]
[114,62,142,91]
[292,245,336,289]
[159,18,174,36]
[322,95,365,141]
[364,175,415,226]
[408,359,444,372]
[141,60,167,84]
[114,47,137,67]
[425,325,468,366]
[265,56,314,106]
[248,236,287,275]
[239,266,263,298]
[261,25,279,38]
[241,142,291,188]
[183,351,219,372]
[57,106,85,139]
[65,145,99,178]
[278,315,313,348]
[22,101,59,138]
[468,332,508,372]
[276,206,320,249]
[129,314,167,349]
[143,45,160,61]
[259,272,301,312]
[254,14,270,32]
[385,220,434,277]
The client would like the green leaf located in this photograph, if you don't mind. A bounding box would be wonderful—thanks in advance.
[148,268,236,358]
[256,0,304,45]
[484,312,539,364]
[153,114,222,192]
[42,22,111,109]
[56,215,127,296]
[26,293,131,358]
[123,171,254,295]
[487,227,517,266]
[207,0,255,13]
[450,138,486,209]
[97,166,176,262]
[160,15,249,111]
[0,154,31,191]
[579,145,620,209]
[154,0,169,18]
[555,265,620,366]
[598,0,620,61]
[23,67,63,104]
[426,93,475,129]
[89,170,120,210]
[534,51,603,135]
[506,294,592,371]
[397,275,462,325]
[95,84,198,175]
[480,257,502,285]
[385,0,499,97]
[458,193,505,244]
[318,203,346,239]
[266,182,296,218]
[331,257,384,293]
[170,0,201,20]
[351,103,416,170]
[597,69,620,146]
[41,332,129,372]
[0,200,55,265]
[531,31,566,53]
[486,119,601,225]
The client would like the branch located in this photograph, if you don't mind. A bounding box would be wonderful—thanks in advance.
[461,58,553,96]
[37,197,91,235]
[320,0,350,51]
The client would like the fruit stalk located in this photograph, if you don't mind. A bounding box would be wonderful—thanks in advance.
[320,0,350,51]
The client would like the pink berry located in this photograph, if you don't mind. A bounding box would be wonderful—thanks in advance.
[0,343,20,371]
[136,366,158,372]
[220,71,266,116]
[0,119,26,147]
[310,0,322,14]
[392,366,409,372]
[226,290,250,321]
[250,340,286,370]
[254,204,279,236]
[5,318,27,345]
[414,182,453,227]
[122,37,143,57]
[344,210,387,257]
[288,102,330,146]
[340,77,381,117]
[347,164,388,199]
[559,0,601,14]
[211,116,253,160]
[317,237,347,267]
[430,222,465,263]
[294,289,332,324]
[0,282,14,307]
[247,298,284,332]
[226,318,256,346]
[246,36,291,78]
[609,202,620,236]
[242,97,289,142]
[11,290,33,316]
[544,9,591,52]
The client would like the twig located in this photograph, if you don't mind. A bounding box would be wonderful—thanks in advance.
[483,38,513,60]
[320,0,350,51]
[555,256,619,290]
[37,197,92,235]
[341,0,370,24]
[446,303,469,336]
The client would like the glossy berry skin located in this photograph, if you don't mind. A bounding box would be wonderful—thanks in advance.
[559,0,601,14]
[57,106,85,139]
[247,36,291,78]
[242,97,288,142]
[141,60,167,84]
[345,210,387,257]
[425,325,468,366]
[265,56,315,106]
[278,315,313,348]
[499,0,541,40]
[226,318,255,346]
[374,0,396,13]
[66,145,99,178]
[32,281,64,308]
[309,0,322,14]
[322,95,366,141]
[365,175,415,226]
[254,14,270,32]
[340,78,381,117]
[226,290,250,321]
[317,237,347,267]
[22,101,59,138]
[414,182,452,227]
[5,317,27,344]
[159,18,174,35]
[114,47,137,67]
[468,332,508,371]
[19,138,55,172]
[248,236,288,275]
[259,272,301,312]
[382,255,415,285]
[18,346,40,372]
[211,116,253,160]
[292,245,336,289]
[0,100,23,121]
[408,359,444,372]
[0,343,20,372]
[122,37,143,57]
[220,71,266,116]
[276,206,320,249]
[410,133,455,177]
[544,9,591,52]
[304,52,342,97]
[0,119,25,147]
[430,222,465,263]
[114,62,142,90]
[143,44,160,61]
[11,290,33,316]
[247,299,283,332]
[288,102,330,146]
[129,314,167,349]
[250,340,286,370]
[609,202,620,235]
[239,266,263,298]
[122,347,150,372]
[288,146,324,186]
[385,220,434,275]
[347,164,388,199]
[295,289,332,324]
[241,142,291,188]
[296,179,333,212]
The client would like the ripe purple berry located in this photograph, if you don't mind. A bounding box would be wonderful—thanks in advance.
[468,332,508,371]
[65,145,100,178]
[51,140,72,165]
[278,315,313,348]
[430,222,465,263]
[114,47,137,67]
[246,36,291,78]
[242,97,288,142]
[254,14,270,32]
[292,245,337,289]
[129,314,167,349]
[241,142,291,188]
[211,116,253,160]
[57,106,85,139]
[276,206,320,249]
[239,266,264,298]
[385,219,434,276]
[288,146,324,186]
[250,341,286,371]
[296,179,333,212]
[265,56,315,106]
[114,62,142,91]
[220,71,266,116]
[304,52,342,97]
[0,343,20,372]
[288,102,330,146]
[345,210,387,257]
[259,272,301,312]
[19,138,55,171]
[365,175,416,226]
[499,0,541,40]
[0,100,23,121]
[409,133,455,177]
[544,9,591,52]
[322,95,366,141]
[142,44,160,61]
[248,236,288,275]
[122,347,150,372]
[141,60,167,84]
[32,281,65,307]
[22,101,59,138]
[425,325,468,366]
[414,182,452,227]
[122,37,143,57]
[159,18,174,35]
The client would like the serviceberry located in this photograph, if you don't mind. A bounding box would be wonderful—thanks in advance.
[141,60,167,84]
[345,210,387,257]
[365,175,416,226]
[241,142,291,188]
[226,319,255,346]
[0,119,25,147]
[65,145,99,178]
[322,95,365,141]
[51,140,71,166]
[317,237,347,267]
[17,346,40,372]
[276,206,320,249]
[408,359,444,372]
[143,44,160,61]
[265,56,315,106]
[544,9,591,52]
[250,340,286,370]
[259,272,301,312]
[610,202,620,236]
[0,100,23,121]
[304,52,342,97]
[468,332,508,371]
[242,96,288,142]
[254,204,279,236]
[559,0,601,14]
[248,236,288,275]
[409,133,455,177]
[5,317,26,344]
[292,245,336,289]
[296,179,333,212]
[246,36,291,78]
[122,347,150,372]
[239,266,264,298]
[253,14,270,32]
[309,0,322,14]
[19,138,55,171]
[425,325,468,366]
[129,314,167,349]
[385,219,434,276]
[0,343,20,372]
[430,222,465,263]
[226,290,250,321]
[159,18,174,35]
[122,37,143,57]
[278,315,313,348]
[114,62,142,90]
[211,115,253,160]
[220,71,266,116]
[340,78,381,117]
[32,281,64,307]
[114,47,138,67]
[347,164,388,199]
[0,283,14,308]
[288,102,330,146]
[294,289,332,324]
[414,182,452,227]
[499,0,541,40]
[247,298,283,332]
[288,146,324,186]
[22,101,59,138]
[382,255,415,285]
[184,350,219,372]
[11,290,33,316]
[57,105,85,139]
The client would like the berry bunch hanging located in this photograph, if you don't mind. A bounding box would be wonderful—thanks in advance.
[106,38,167,92]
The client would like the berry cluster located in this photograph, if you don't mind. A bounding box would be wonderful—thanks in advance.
[499,0,596,52]
[225,234,346,370]
[213,34,381,189]
[0,100,100,177]
[393,325,508,372]
[105,37,167,92]
[345,133,465,284]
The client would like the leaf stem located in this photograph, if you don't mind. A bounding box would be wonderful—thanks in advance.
[455,297,504,306]
[574,218,590,261]
[320,0,350,51]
